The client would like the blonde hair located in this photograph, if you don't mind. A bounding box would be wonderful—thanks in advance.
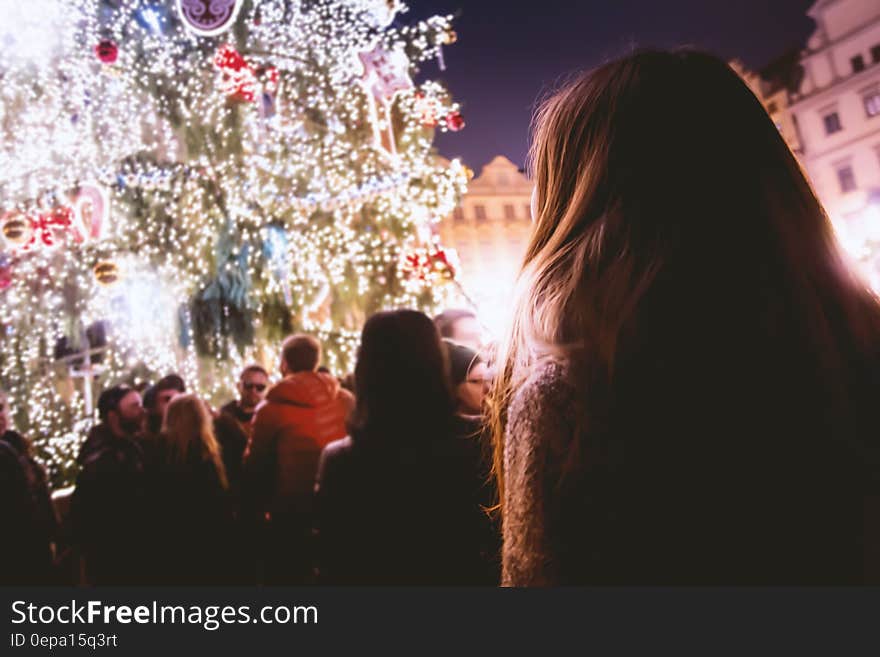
[163,394,228,489]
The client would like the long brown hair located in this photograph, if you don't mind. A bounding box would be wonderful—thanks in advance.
[490,49,880,502]
[349,310,455,446]
[163,394,228,489]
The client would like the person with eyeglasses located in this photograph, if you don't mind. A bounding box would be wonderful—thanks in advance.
[444,340,491,417]
[221,364,269,430]
[214,365,270,525]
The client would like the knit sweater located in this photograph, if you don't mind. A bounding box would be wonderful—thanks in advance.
[502,360,574,586]
[502,358,880,585]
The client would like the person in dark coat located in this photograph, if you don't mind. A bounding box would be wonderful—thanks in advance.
[314,310,494,585]
[0,392,58,584]
[140,374,187,464]
[71,384,150,585]
[443,340,500,583]
[216,364,268,498]
[147,394,234,585]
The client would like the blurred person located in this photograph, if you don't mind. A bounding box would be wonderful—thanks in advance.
[143,373,186,435]
[444,340,491,417]
[71,385,150,584]
[0,390,58,584]
[433,308,483,351]
[443,339,501,581]
[216,365,268,497]
[491,49,880,585]
[148,394,234,584]
[314,311,495,584]
[244,334,353,583]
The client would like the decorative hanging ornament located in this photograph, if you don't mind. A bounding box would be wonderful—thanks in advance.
[358,43,413,102]
[358,43,412,156]
[445,111,465,132]
[94,39,118,64]
[31,207,74,250]
[93,261,120,286]
[1,212,33,247]
[213,44,276,103]
[413,91,440,128]
[176,0,244,37]
[402,247,457,282]
[69,183,109,243]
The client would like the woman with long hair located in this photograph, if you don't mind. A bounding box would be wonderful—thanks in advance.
[491,49,880,585]
[149,394,233,584]
[314,310,496,584]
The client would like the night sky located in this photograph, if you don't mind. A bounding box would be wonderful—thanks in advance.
[407,0,817,170]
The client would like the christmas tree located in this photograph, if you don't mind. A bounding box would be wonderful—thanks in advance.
[0,0,470,487]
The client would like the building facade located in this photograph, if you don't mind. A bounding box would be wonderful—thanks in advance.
[789,0,880,231]
[436,155,533,336]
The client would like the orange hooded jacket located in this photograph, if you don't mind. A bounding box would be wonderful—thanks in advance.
[244,370,354,519]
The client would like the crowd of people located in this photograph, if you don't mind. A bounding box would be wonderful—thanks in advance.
[1,309,495,585]
[4,48,880,586]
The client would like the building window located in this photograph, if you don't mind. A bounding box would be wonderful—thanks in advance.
[864,89,880,118]
[503,204,516,221]
[852,54,866,73]
[836,165,857,193]
[823,111,842,135]
[452,206,465,222]
[474,204,487,222]
[523,204,532,220]
[872,45,880,64]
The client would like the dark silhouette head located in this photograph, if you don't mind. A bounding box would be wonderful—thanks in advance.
[350,310,455,445]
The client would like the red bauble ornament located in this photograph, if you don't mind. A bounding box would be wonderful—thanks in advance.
[94,39,118,64]
[446,111,465,131]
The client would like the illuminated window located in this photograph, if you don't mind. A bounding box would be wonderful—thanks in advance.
[836,165,856,193]
[852,54,866,73]
[864,89,880,118]
[823,111,842,135]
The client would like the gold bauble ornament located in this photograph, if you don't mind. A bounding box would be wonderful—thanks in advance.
[93,260,120,286]
[2,214,32,246]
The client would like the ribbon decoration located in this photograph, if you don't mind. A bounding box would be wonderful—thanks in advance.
[214,44,279,105]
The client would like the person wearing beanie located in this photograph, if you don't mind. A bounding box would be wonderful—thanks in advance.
[443,339,491,417]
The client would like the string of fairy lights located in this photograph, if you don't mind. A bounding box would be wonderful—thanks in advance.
[0,0,471,487]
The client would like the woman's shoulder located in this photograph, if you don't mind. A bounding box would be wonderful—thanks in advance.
[508,359,576,425]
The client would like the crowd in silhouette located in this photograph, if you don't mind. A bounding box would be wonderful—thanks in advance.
[0,309,496,585]
[3,48,880,586]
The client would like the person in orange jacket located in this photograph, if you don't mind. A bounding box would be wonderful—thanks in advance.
[243,334,353,583]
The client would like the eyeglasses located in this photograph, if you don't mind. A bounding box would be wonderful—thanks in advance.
[243,383,266,392]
